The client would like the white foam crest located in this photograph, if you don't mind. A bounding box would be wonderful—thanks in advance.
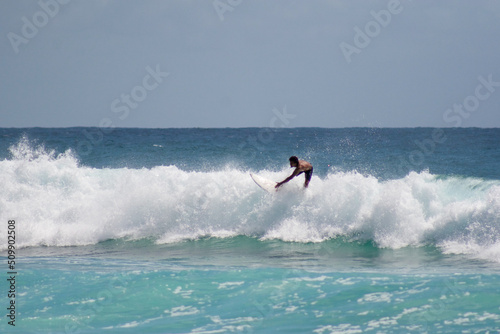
[1,140,499,262]
[265,171,499,243]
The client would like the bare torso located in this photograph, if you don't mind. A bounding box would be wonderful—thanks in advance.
[276,159,313,188]
[294,160,313,174]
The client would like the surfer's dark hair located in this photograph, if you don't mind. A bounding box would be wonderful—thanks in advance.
[289,156,299,164]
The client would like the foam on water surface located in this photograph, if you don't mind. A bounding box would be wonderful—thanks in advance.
[1,137,499,264]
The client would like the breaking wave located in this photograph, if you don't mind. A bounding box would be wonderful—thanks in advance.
[1,138,499,263]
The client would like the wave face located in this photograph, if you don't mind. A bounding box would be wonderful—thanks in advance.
[1,138,499,263]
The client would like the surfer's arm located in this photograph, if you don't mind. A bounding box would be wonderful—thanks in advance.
[275,169,300,188]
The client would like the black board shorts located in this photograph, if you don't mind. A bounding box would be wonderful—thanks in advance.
[298,167,313,182]
[305,167,313,182]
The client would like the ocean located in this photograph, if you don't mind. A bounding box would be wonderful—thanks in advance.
[0,127,499,333]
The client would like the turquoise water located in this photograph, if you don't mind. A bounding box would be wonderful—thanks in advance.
[1,128,500,333]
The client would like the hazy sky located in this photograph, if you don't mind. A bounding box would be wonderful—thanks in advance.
[1,0,499,128]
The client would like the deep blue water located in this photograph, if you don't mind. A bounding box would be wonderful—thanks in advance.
[1,127,499,333]
[1,127,499,179]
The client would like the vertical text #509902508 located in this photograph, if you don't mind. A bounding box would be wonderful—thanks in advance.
[6,220,17,327]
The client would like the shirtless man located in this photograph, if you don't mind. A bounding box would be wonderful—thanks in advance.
[275,156,313,189]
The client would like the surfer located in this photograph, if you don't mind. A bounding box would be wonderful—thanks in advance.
[275,156,313,189]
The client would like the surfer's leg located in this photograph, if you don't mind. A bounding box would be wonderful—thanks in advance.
[304,168,313,188]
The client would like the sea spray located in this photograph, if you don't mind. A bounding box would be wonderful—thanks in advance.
[1,138,499,263]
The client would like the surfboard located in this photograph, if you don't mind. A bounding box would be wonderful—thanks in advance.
[250,173,277,193]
